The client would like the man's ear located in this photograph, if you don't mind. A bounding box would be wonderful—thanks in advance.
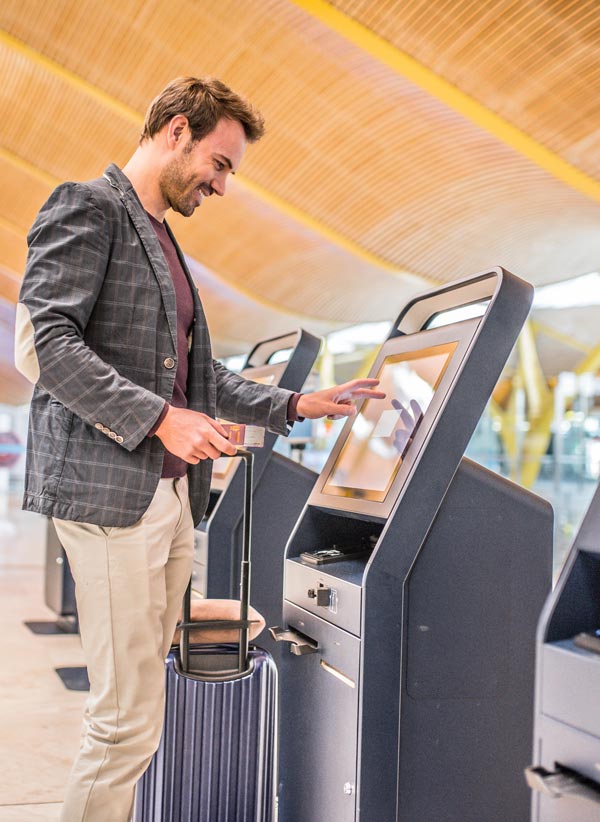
[166,114,188,148]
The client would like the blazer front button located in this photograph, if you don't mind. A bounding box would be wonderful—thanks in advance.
[164,357,175,369]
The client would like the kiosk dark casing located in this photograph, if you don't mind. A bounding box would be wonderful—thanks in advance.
[273,268,553,822]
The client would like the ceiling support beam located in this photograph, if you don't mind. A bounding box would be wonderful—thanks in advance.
[532,320,591,355]
[0,30,141,125]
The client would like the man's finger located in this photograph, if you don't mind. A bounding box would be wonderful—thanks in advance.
[349,388,386,399]
[336,388,386,402]
[326,402,357,419]
[206,416,230,437]
[195,442,226,461]
[208,428,237,456]
[336,378,381,393]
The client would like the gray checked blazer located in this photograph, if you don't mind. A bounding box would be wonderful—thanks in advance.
[15,164,293,527]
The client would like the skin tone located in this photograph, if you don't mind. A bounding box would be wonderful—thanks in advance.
[122,115,386,464]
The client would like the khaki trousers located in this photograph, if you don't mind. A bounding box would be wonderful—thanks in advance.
[53,476,194,822]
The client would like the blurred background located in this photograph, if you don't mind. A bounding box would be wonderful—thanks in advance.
[1,0,599,576]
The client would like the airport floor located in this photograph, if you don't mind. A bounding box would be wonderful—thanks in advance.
[0,493,85,821]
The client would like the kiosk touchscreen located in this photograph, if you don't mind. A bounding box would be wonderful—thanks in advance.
[315,322,474,516]
[272,269,553,822]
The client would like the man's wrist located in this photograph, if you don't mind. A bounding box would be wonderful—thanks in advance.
[287,392,305,424]
[147,401,170,438]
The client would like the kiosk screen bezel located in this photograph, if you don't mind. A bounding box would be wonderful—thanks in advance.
[310,319,479,519]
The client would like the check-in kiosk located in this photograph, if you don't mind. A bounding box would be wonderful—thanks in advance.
[526,482,600,820]
[194,329,320,655]
[272,269,553,822]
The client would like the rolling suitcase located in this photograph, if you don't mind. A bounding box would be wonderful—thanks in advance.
[134,450,278,822]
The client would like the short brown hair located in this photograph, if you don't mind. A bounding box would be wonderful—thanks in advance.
[141,76,265,144]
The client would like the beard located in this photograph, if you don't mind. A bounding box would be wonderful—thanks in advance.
[159,151,203,218]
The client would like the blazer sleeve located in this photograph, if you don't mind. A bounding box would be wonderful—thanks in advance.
[15,182,165,451]
[212,359,293,437]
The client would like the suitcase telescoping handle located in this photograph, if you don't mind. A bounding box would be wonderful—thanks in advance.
[179,449,255,677]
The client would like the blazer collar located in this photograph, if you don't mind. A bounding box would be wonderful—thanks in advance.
[102,164,178,352]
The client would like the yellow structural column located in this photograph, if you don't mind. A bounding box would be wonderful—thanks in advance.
[518,332,600,489]
[517,321,554,488]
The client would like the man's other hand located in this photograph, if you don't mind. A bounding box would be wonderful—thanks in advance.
[155,407,237,462]
[296,379,386,421]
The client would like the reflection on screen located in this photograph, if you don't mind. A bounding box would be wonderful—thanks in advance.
[322,342,457,501]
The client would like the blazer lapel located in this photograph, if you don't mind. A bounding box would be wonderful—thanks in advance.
[102,164,178,353]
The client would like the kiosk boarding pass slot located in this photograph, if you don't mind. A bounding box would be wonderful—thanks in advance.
[525,764,600,806]
[270,626,318,656]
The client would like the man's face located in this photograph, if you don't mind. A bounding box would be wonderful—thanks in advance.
[159,117,247,217]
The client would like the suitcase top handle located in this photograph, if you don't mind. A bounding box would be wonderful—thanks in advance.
[179,449,254,679]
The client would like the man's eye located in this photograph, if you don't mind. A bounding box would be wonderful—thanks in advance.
[215,161,225,171]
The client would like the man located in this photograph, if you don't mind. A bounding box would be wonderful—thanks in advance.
[15,77,384,822]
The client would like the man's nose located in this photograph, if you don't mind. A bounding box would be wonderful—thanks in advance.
[211,178,226,197]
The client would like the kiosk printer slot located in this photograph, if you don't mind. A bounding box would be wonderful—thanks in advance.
[272,269,553,822]
[526,481,600,821]
[194,329,320,655]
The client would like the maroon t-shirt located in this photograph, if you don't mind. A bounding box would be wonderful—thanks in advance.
[147,213,194,478]
[146,213,303,478]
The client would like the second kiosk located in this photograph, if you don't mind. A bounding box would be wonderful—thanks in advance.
[193,329,320,658]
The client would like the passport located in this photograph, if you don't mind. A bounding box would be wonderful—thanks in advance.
[221,423,265,448]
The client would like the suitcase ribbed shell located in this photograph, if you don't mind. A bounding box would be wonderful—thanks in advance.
[135,645,277,822]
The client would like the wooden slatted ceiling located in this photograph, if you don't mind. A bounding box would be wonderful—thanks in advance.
[168,186,417,323]
[0,0,598,391]
[2,1,600,292]
[330,0,600,180]
[185,257,338,356]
